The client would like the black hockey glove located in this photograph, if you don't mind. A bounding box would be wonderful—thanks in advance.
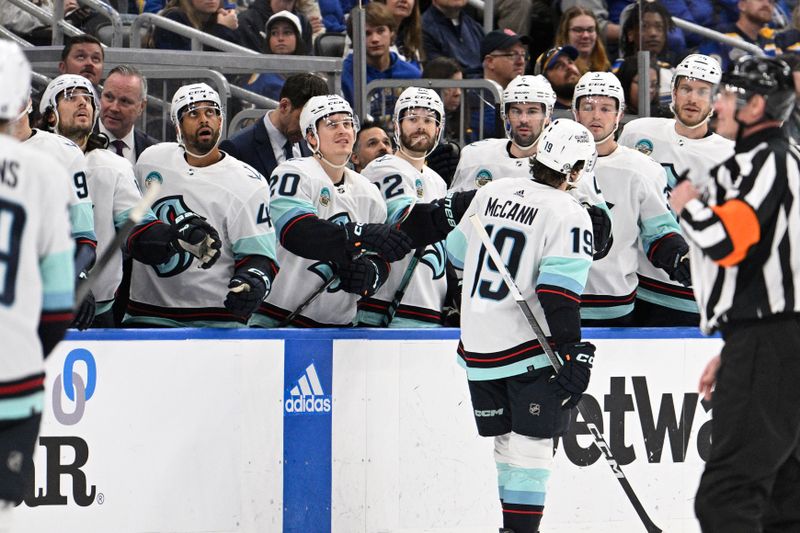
[224,267,271,319]
[343,222,412,262]
[669,254,692,287]
[170,212,222,269]
[72,275,95,331]
[584,204,612,260]
[550,341,595,410]
[338,255,390,297]
[425,142,461,186]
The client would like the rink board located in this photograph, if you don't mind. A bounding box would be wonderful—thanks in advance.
[13,328,722,533]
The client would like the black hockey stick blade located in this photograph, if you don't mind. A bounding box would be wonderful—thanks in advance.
[279,275,337,327]
[75,182,161,305]
[380,247,425,327]
[468,214,662,533]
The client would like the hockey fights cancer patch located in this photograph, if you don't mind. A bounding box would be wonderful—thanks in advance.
[634,138,654,156]
[415,178,424,199]
[475,169,493,188]
[319,187,331,207]
[145,171,163,189]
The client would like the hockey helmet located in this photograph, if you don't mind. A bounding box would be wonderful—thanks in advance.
[671,54,722,92]
[721,55,796,123]
[572,71,625,112]
[535,119,595,183]
[170,82,223,125]
[0,41,31,121]
[299,94,358,137]
[393,86,445,150]
[40,74,99,128]
[502,75,556,119]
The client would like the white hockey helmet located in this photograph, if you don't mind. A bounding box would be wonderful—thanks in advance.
[502,75,557,120]
[572,71,625,112]
[534,119,595,183]
[40,74,99,129]
[671,53,722,93]
[170,82,223,125]
[299,94,358,137]
[0,41,32,121]
[393,86,445,152]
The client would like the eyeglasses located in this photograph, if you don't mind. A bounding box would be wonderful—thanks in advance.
[490,51,530,61]
[569,26,596,34]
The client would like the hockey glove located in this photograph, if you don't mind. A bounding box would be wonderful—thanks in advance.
[425,142,461,186]
[343,222,412,262]
[224,267,271,319]
[550,341,595,409]
[338,255,390,297]
[72,274,95,331]
[669,255,692,287]
[584,204,612,260]
[432,190,477,233]
[171,212,222,269]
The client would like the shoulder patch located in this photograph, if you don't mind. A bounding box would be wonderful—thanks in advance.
[634,138,653,156]
[145,171,163,189]
[319,187,331,206]
[475,169,493,188]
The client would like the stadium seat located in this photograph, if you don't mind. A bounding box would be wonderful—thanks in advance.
[314,32,346,58]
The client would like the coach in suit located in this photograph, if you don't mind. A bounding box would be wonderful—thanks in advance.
[221,73,328,178]
[99,64,157,163]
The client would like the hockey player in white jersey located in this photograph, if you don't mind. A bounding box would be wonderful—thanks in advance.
[252,94,413,327]
[126,83,278,327]
[40,75,209,328]
[573,71,690,325]
[446,119,596,533]
[0,42,74,530]
[450,75,613,260]
[618,54,734,326]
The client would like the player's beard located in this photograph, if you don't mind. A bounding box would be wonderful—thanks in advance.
[185,125,221,154]
[400,130,435,154]
[512,125,539,147]
[676,105,710,128]
[58,121,92,146]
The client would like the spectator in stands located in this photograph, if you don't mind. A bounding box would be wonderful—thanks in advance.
[422,0,485,77]
[242,11,307,100]
[376,0,424,66]
[555,6,610,74]
[319,0,346,32]
[0,0,91,45]
[699,0,779,70]
[351,120,393,172]
[612,0,702,52]
[614,57,669,117]
[152,0,241,50]
[776,3,800,52]
[220,73,328,179]
[779,52,800,143]
[100,65,157,164]
[424,56,464,144]
[239,0,318,54]
[533,46,580,109]
[558,0,620,52]
[58,35,105,86]
[495,0,533,38]
[342,3,422,119]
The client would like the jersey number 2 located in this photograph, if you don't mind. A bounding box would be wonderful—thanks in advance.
[471,224,525,301]
[0,199,26,306]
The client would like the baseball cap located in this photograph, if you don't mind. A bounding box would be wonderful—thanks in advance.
[481,29,531,60]
[534,46,579,75]
[267,10,302,37]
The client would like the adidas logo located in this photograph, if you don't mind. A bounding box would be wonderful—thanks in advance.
[514,189,525,198]
[284,363,332,414]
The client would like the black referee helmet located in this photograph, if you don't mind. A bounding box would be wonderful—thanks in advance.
[722,55,796,122]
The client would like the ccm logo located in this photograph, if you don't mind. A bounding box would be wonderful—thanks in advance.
[474,408,504,417]
[576,354,594,365]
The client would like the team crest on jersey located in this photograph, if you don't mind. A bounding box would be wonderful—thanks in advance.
[420,241,447,280]
[145,171,163,189]
[634,139,654,156]
[319,187,331,207]
[475,169,492,188]
[150,195,203,277]
[529,403,541,416]
[415,178,424,199]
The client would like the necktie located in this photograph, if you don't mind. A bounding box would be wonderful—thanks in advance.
[111,139,126,157]
[283,140,294,161]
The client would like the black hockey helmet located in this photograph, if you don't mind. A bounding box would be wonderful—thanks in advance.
[721,55,796,122]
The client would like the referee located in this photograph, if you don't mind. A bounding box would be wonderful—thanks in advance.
[670,55,800,533]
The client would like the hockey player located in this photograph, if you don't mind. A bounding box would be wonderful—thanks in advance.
[39,74,207,328]
[450,75,612,260]
[446,119,597,533]
[572,71,690,326]
[251,94,413,327]
[126,83,278,327]
[0,42,74,530]
[618,54,734,326]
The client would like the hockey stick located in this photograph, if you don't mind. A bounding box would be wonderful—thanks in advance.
[278,275,338,327]
[380,247,425,327]
[468,214,662,533]
[75,183,161,305]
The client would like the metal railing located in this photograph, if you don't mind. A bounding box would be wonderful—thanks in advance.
[4,0,83,45]
[672,16,766,57]
[79,0,124,47]
[130,12,260,54]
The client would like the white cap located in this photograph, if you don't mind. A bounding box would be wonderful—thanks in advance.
[299,94,355,136]
[170,82,223,125]
[267,10,302,37]
[502,75,556,119]
[572,71,625,111]
[0,41,32,121]
[535,118,595,182]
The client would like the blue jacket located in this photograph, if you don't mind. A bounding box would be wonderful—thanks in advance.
[319,0,346,32]
[699,22,778,71]
[421,6,484,78]
[342,51,422,119]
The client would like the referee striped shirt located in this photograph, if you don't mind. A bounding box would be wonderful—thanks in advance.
[680,127,800,334]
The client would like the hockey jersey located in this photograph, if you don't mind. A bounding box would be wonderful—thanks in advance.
[24,129,95,245]
[583,145,682,320]
[0,134,74,420]
[358,154,448,327]
[447,177,593,381]
[84,149,157,315]
[253,156,388,327]
[127,144,277,327]
[619,117,734,313]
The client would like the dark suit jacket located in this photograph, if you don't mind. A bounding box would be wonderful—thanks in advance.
[220,117,311,179]
[133,128,157,161]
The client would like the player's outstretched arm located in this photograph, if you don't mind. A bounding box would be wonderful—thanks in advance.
[399,190,476,247]
[647,233,692,287]
[224,255,278,320]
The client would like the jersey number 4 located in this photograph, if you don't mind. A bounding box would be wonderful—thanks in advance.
[470,224,525,301]
[0,199,26,306]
